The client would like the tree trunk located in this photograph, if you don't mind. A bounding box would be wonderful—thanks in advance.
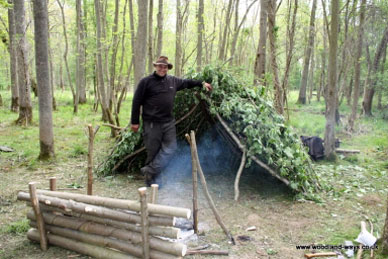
[109,0,120,119]
[76,0,82,111]
[218,0,234,62]
[155,0,163,58]
[133,0,148,89]
[32,0,55,159]
[175,0,183,77]
[324,0,339,160]
[47,16,56,111]
[308,45,315,104]
[317,23,327,102]
[196,0,204,72]
[297,0,317,104]
[362,26,388,116]
[377,45,386,109]
[94,0,116,127]
[57,0,77,113]
[14,0,32,125]
[268,0,282,114]
[77,0,87,104]
[348,0,366,131]
[147,0,154,74]
[253,0,268,85]
[8,0,19,112]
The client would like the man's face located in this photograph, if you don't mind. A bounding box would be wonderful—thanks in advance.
[154,64,168,77]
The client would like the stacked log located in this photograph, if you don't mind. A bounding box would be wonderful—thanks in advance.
[18,185,190,258]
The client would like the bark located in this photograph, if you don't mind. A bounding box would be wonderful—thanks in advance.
[14,0,32,125]
[33,0,55,159]
[324,0,339,160]
[147,0,154,74]
[308,46,315,104]
[8,0,18,112]
[79,0,87,104]
[348,0,366,131]
[297,0,317,104]
[218,0,234,61]
[57,0,77,113]
[253,0,268,85]
[133,0,148,89]
[268,0,282,114]
[155,0,163,58]
[138,188,150,259]
[75,0,81,111]
[362,26,388,116]
[175,0,183,77]
[76,0,87,104]
[196,0,204,72]
[47,16,56,111]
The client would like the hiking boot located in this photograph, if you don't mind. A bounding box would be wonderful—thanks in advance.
[141,166,156,187]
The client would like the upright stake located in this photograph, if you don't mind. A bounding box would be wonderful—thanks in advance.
[49,177,57,191]
[87,124,99,195]
[189,131,235,244]
[234,149,246,201]
[150,184,159,204]
[29,182,48,251]
[185,133,199,234]
[138,187,150,259]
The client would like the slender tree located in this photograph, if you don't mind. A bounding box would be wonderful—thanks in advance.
[348,0,366,131]
[218,0,234,61]
[8,0,18,112]
[297,0,317,104]
[324,0,339,160]
[32,0,55,159]
[14,0,32,125]
[147,0,154,74]
[133,0,148,88]
[253,0,268,85]
[175,0,183,77]
[196,0,204,71]
[268,0,282,114]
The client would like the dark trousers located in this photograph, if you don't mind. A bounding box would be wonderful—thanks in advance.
[142,120,177,177]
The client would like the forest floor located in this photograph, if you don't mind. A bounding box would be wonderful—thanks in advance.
[0,90,388,259]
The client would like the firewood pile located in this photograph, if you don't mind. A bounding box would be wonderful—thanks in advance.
[17,181,190,259]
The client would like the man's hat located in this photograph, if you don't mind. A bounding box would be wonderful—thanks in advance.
[153,56,173,70]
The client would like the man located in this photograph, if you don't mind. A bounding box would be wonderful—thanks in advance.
[131,56,212,186]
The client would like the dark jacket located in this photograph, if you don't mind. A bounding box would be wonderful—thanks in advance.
[131,72,203,124]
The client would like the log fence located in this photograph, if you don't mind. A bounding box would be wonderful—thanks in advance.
[18,180,190,258]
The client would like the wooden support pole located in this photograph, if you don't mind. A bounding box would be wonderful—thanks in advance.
[185,133,199,234]
[49,177,56,191]
[186,250,229,255]
[138,187,150,259]
[234,150,246,201]
[87,124,99,195]
[32,190,191,219]
[29,182,48,251]
[150,184,158,204]
[188,131,235,244]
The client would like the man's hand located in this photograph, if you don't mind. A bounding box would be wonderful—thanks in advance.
[203,82,213,91]
[131,124,139,133]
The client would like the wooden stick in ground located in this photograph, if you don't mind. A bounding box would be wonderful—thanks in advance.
[87,124,99,195]
[185,133,199,234]
[49,177,56,191]
[27,228,132,259]
[138,187,150,259]
[150,184,158,204]
[234,149,246,201]
[186,250,229,255]
[29,182,48,251]
[304,252,338,258]
[189,131,235,244]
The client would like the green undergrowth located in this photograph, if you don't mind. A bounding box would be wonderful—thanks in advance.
[98,66,322,199]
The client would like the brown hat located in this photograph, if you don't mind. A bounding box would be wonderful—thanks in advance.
[153,56,173,70]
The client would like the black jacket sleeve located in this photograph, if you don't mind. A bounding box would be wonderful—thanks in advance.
[175,77,203,91]
[130,79,147,124]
